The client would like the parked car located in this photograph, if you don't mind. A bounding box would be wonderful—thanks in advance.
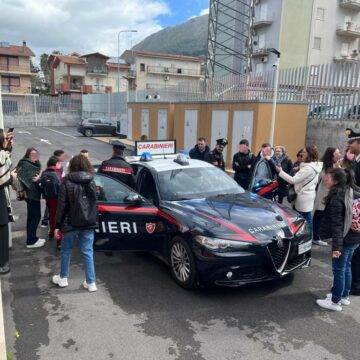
[93,154,312,289]
[77,118,116,137]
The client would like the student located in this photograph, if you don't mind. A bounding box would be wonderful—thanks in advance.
[40,156,63,249]
[17,148,45,248]
[52,155,98,292]
[316,168,360,311]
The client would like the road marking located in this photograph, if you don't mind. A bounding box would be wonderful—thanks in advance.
[40,139,52,145]
[18,131,31,135]
[43,127,77,139]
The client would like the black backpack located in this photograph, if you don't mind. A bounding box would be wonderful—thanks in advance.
[68,181,97,227]
[41,170,61,199]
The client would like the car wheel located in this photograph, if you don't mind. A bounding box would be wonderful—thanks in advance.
[168,237,197,289]
[84,129,93,137]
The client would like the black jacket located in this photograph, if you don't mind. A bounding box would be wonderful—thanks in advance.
[250,154,277,180]
[354,161,360,187]
[320,194,360,251]
[98,155,135,188]
[56,171,98,233]
[205,148,225,170]
[189,145,210,161]
[272,156,293,197]
[232,151,255,185]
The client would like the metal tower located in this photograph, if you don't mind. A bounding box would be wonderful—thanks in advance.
[206,0,254,78]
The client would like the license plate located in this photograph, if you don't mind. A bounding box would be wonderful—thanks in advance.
[298,240,312,255]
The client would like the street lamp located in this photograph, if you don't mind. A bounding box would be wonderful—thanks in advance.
[117,30,137,93]
[268,48,281,145]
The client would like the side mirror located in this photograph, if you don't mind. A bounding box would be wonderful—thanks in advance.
[124,194,143,205]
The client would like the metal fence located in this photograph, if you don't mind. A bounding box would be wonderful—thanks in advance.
[129,61,360,120]
[2,94,82,115]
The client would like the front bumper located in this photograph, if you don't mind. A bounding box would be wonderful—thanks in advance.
[193,237,312,287]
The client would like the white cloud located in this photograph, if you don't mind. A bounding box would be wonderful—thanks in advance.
[0,0,170,63]
[199,8,209,16]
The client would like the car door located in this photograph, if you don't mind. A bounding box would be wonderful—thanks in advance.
[94,174,162,252]
[89,119,102,134]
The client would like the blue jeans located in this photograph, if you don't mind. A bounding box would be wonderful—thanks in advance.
[60,229,96,284]
[296,209,313,237]
[332,243,359,303]
[25,199,41,245]
[312,210,324,240]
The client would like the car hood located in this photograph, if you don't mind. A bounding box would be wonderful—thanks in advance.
[160,193,303,244]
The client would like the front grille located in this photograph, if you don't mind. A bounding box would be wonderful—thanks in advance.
[267,239,291,272]
[284,254,308,272]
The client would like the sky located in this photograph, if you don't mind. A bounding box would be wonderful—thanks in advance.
[0,0,209,64]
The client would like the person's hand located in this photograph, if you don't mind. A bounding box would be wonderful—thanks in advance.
[10,169,17,178]
[332,250,341,258]
[275,165,282,173]
[264,155,271,160]
[32,174,40,182]
[54,229,60,239]
[335,160,342,168]
[4,132,13,149]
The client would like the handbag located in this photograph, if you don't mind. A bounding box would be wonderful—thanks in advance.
[286,168,317,203]
[287,185,297,202]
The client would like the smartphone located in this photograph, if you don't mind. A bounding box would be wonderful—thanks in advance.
[8,127,14,133]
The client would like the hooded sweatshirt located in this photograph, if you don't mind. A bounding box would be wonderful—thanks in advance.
[279,161,323,212]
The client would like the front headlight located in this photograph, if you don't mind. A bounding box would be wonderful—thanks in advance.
[295,221,310,237]
[195,235,250,252]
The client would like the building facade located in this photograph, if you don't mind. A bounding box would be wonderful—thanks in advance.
[48,53,130,96]
[121,50,203,91]
[252,0,360,72]
[0,41,35,95]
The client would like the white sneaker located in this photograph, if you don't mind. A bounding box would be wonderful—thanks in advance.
[26,238,46,249]
[326,293,350,306]
[82,281,97,292]
[312,239,328,246]
[316,297,342,311]
[52,274,68,288]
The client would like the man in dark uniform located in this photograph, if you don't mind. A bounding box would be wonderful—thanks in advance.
[98,140,135,189]
[346,128,360,295]
[205,138,228,171]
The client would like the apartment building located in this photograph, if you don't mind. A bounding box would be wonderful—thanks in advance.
[252,0,360,72]
[0,41,35,95]
[121,50,203,90]
[48,52,129,95]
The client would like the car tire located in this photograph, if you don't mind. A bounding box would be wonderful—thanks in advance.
[84,129,93,137]
[168,237,197,289]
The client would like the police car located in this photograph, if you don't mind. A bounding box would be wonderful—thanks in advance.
[93,141,312,289]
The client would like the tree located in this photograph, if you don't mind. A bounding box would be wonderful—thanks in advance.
[38,50,62,93]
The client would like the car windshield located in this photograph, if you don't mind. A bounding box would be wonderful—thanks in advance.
[157,166,244,201]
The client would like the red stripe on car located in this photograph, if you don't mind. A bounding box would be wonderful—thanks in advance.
[196,211,259,243]
[277,207,302,234]
[257,180,279,196]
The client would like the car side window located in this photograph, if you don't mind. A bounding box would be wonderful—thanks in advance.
[95,174,134,202]
[138,170,158,203]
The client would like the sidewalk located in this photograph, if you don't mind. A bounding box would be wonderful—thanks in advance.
[0,279,7,360]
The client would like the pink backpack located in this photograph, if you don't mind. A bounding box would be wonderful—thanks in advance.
[351,199,360,232]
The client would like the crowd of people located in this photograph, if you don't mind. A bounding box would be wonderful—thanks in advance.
[1,128,360,309]
[189,129,360,312]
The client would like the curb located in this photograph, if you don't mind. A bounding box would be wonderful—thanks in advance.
[0,279,7,360]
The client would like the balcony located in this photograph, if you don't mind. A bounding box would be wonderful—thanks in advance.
[146,66,201,77]
[333,53,359,62]
[339,0,360,11]
[253,15,273,29]
[0,64,32,75]
[336,22,360,37]
[1,85,31,94]
[86,66,108,75]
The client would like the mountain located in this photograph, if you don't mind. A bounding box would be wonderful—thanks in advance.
[132,15,208,57]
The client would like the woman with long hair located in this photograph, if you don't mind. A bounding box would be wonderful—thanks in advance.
[52,155,98,292]
[0,129,13,274]
[275,145,322,237]
[316,168,360,311]
[313,147,342,246]
[16,147,45,248]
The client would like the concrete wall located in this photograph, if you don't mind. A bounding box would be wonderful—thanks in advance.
[3,113,81,128]
[306,118,357,155]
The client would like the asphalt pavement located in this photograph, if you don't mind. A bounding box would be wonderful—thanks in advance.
[1,127,360,360]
